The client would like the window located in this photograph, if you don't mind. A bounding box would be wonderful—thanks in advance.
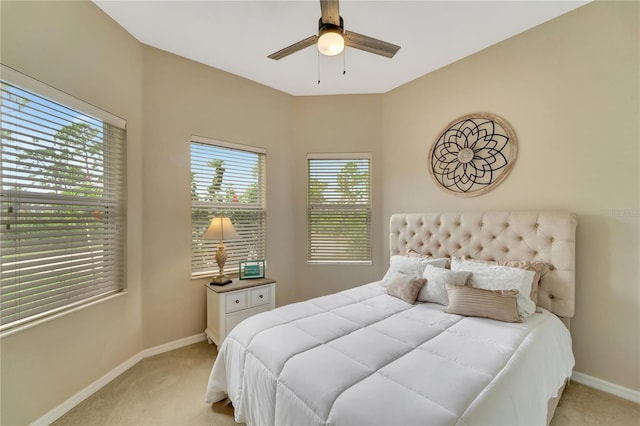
[0,66,127,332]
[307,153,371,264]
[190,137,266,277]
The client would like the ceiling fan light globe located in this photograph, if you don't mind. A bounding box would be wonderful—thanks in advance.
[318,31,344,56]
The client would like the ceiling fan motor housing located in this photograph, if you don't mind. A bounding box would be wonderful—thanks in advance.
[319,16,344,33]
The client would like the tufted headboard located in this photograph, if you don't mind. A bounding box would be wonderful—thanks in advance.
[389,211,577,319]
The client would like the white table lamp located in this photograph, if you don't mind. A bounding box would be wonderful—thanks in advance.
[203,216,240,285]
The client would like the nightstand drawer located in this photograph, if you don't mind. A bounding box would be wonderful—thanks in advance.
[250,286,271,307]
[225,291,248,313]
[205,278,276,349]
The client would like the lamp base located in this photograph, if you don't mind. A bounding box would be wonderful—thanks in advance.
[210,275,232,286]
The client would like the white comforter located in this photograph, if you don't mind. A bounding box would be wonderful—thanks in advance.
[205,282,574,426]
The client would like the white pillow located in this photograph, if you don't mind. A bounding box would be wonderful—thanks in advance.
[418,264,471,305]
[451,258,536,318]
[382,255,448,285]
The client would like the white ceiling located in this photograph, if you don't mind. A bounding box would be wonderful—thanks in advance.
[93,0,589,96]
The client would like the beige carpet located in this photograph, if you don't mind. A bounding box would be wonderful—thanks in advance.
[53,341,639,426]
[53,341,236,426]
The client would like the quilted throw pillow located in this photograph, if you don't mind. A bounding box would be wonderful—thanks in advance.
[461,257,550,306]
[381,255,448,285]
[407,249,451,269]
[445,283,521,323]
[451,258,537,318]
[418,264,471,305]
[386,272,426,304]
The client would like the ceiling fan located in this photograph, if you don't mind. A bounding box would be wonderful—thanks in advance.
[268,0,401,60]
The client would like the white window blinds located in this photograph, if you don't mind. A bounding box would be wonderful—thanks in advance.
[191,137,266,277]
[307,154,371,264]
[0,66,127,331]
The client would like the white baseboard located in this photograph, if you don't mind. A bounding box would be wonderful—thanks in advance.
[572,371,640,404]
[141,333,207,358]
[32,352,143,426]
[32,333,208,426]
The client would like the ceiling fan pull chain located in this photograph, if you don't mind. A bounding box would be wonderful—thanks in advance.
[317,51,321,84]
[343,48,347,75]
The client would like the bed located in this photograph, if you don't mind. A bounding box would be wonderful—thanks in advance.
[205,211,577,425]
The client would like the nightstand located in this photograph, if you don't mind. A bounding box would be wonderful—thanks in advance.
[204,278,276,349]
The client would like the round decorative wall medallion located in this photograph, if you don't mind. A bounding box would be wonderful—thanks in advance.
[428,113,517,197]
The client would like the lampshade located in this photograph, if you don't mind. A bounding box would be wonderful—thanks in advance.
[203,217,240,241]
[318,29,344,56]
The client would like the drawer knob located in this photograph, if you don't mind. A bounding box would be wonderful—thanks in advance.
[259,295,263,299]
[235,299,240,304]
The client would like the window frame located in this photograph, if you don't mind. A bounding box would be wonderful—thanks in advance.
[0,65,127,334]
[307,152,372,265]
[190,136,267,279]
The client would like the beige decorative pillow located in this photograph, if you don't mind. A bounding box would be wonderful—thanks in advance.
[461,257,550,306]
[502,260,549,304]
[386,272,427,304]
[445,283,522,323]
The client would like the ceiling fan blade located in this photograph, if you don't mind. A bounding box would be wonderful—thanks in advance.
[320,0,340,25]
[344,31,401,58]
[268,35,319,60]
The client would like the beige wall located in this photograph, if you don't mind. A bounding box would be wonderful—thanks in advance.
[292,95,386,300]
[0,1,144,425]
[140,46,296,347]
[382,0,639,391]
[1,0,638,424]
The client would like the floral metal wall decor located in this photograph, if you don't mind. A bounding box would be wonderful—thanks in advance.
[428,113,517,197]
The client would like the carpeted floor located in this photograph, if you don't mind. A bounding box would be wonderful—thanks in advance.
[53,340,639,426]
